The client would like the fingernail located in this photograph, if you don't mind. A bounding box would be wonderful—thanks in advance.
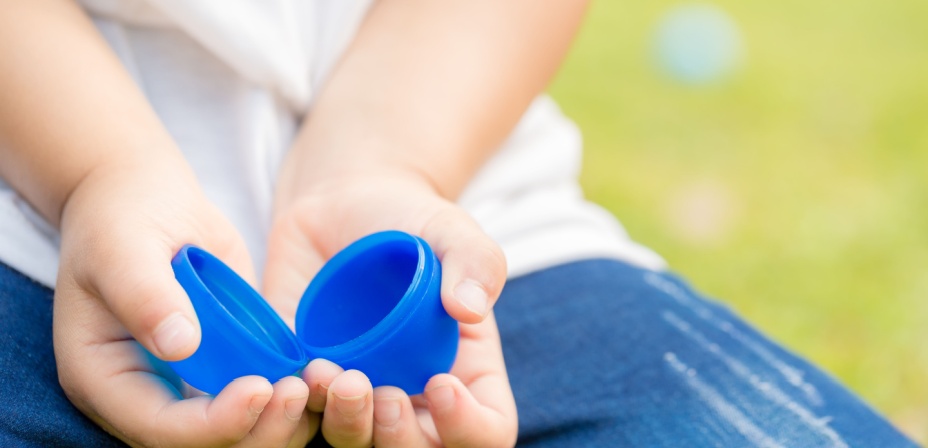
[425,384,455,411]
[153,313,195,358]
[249,395,270,415]
[453,280,488,317]
[373,398,401,426]
[334,392,367,416]
[285,397,307,420]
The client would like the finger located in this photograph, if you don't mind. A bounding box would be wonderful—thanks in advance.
[302,358,345,413]
[372,386,433,448]
[70,207,256,363]
[83,236,203,361]
[196,377,274,443]
[54,283,271,447]
[424,374,518,448]
[263,204,328,326]
[322,369,375,448]
[91,373,273,447]
[420,206,508,324]
[288,411,320,448]
[241,376,309,447]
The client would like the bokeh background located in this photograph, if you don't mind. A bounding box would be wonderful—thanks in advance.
[548,0,927,442]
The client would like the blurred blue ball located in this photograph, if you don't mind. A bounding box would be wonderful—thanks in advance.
[655,3,743,84]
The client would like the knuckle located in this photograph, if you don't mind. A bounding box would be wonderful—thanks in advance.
[338,418,369,437]
[117,275,173,333]
[206,421,248,447]
[477,243,508,282]
[418,205,464,242]
[324,420,371,448]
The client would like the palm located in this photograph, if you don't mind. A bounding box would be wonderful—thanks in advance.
[410,315,509,443]
[263,172,517,447]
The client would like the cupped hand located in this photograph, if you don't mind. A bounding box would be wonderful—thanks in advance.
[54,162,315,447]
[300,313,516,448]
[263,169,517,447]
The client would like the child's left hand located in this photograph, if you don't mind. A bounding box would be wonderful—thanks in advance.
[263,169,518,448]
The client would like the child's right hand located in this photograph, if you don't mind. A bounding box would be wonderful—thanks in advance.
[52,161,316,447]
[1,3,316,444]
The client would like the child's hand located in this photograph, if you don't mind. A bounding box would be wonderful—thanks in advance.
[263,170,518,447]
[300,314,515,448]
[54,163,316,447]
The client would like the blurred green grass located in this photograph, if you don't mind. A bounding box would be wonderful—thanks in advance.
[548,0,928,442]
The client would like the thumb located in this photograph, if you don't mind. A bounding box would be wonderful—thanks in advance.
[87,238,202,361]
[420,206,508,325]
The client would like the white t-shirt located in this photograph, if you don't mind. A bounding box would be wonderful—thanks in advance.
[0,0,664,288]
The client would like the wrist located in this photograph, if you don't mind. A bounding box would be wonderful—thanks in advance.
[273,153,442,217]
[59,153,203,233]
[278,112,477,207]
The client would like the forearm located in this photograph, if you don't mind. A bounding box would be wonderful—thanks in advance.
[0,0,193,226]
[279,0,589,202]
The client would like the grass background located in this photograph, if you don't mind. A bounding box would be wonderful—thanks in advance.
[548,0,927,442]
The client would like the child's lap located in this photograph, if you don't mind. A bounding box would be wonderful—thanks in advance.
[0,260,914,447]
[0,262,124,447]
[495,259,914,447]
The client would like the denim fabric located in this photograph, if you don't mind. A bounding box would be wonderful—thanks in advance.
[1,260,916,447]
[495,260,916,447]
[0,263,125,447]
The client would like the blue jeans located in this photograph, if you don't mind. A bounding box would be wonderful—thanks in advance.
[0,260,915,447]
